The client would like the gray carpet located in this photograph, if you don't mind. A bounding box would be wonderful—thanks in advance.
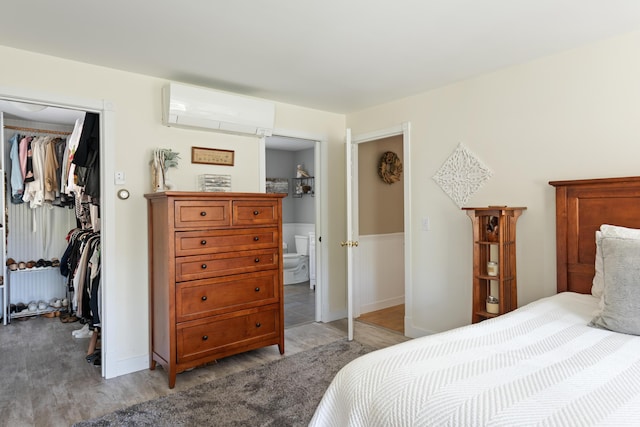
[73,339,374,427]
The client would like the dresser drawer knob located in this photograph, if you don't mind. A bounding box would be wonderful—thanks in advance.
[201,264,207,269]
[255,287,260,292]
[254,258,260,263]
[200,240,207,245]
[255,322,261,328]
[200,211,207,216]
[202,335,208,341]
[253,210,259,215]
[253,236,259,241]
[201,296,207,301]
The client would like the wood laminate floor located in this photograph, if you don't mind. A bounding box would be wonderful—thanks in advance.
[0,314,409,427]
[358,304,405,334]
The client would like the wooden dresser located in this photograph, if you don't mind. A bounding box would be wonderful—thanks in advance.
[144,191,285,388]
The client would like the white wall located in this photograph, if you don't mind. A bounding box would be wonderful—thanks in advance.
[0,45,346,376]
[5,27,639,362]
[347,30,640,335]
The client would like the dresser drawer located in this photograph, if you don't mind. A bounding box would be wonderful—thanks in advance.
[176,270,278,322]
[175,227,279,257]
[175,200,230,228]
[176,249,278,282]
[177,306,279,363]
[232,200,279,226]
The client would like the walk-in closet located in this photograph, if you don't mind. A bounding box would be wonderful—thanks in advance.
[1,100,103,368]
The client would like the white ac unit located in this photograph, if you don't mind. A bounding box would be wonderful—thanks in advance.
[162,82,275,137]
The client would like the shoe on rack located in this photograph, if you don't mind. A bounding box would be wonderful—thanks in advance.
[28,301,37,312]
[18,262,26,270]
[51,258,60,267]
[26,260,36,269]
[37,301,48,310]
[6,258,15,266]
[36,259,45,268]
[50,298,62,308]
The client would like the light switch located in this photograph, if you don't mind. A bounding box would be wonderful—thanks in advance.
[422,216,430,231]
[114,171,126,185]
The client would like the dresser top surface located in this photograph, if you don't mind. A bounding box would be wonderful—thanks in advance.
[144,191,286,200]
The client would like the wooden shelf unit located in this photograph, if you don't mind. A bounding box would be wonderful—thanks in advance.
[463,206,525,323]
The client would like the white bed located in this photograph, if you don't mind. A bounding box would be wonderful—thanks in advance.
[311,177,640,426]
[310,292,640,426]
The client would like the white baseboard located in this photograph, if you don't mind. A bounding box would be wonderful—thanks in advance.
[360,296,405,314]
[404,315,435,338]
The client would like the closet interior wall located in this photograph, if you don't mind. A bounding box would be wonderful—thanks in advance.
[3,118,77,316]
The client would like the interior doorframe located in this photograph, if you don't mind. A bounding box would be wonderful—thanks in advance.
[0,85,116,378]
[259,129,328,322]
[350,122,412,335]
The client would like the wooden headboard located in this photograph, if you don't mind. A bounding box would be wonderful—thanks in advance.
[550,176,640,294]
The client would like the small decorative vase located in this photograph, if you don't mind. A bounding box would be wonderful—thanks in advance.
[164,169,176,190]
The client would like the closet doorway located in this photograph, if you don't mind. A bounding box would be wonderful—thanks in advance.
[0,90,115,379]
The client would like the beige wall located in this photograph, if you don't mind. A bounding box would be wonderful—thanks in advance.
[0,45,346,375]
[4,26,640,358]
[358,135,403,235]
[347,30,640,334]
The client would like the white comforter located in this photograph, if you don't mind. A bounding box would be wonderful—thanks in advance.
[310,293,640,426]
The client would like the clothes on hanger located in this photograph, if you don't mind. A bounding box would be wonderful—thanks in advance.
[5,112,101,227]
[60,228,101,327]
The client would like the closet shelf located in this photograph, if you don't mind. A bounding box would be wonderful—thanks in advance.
[8,266,59,273]
[11,307,66,320]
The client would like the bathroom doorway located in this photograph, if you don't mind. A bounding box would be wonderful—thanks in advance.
[264,135,320,328]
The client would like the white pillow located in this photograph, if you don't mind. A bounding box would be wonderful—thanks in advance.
[592,224,640,298]
[590,236,640,335]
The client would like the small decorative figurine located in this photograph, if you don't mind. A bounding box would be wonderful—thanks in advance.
[296,164,310,178]
[486,216,499,242]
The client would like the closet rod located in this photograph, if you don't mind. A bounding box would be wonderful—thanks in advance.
[3,125,71,136]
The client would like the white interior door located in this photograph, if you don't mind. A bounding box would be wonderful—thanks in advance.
[344,128,357,341]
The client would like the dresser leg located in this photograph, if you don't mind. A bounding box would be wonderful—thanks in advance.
[169,369,177,389]
[278,343,285,355]
[150,359,157,370]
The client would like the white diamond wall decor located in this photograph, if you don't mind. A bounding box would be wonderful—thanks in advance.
[432,143,493,208]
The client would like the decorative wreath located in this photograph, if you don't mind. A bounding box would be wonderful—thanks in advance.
[378,151,403,184]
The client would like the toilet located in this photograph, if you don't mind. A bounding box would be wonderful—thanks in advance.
[283,235,309,285]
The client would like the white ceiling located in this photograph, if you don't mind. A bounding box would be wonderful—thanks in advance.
[2,1,640,114]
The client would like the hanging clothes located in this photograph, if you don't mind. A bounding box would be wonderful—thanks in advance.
[22,136,49,209]
[72,112,100,200]
[8,133,24,204]
[60,228,100,326]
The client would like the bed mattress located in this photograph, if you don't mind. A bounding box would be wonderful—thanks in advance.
[310,293,640,426]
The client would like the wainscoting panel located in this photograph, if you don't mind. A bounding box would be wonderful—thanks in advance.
[357,232,404,314]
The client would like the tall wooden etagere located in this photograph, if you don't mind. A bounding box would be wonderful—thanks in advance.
[463,206,525,323]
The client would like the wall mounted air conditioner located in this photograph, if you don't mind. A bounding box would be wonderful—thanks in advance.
[162,82,275,137]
